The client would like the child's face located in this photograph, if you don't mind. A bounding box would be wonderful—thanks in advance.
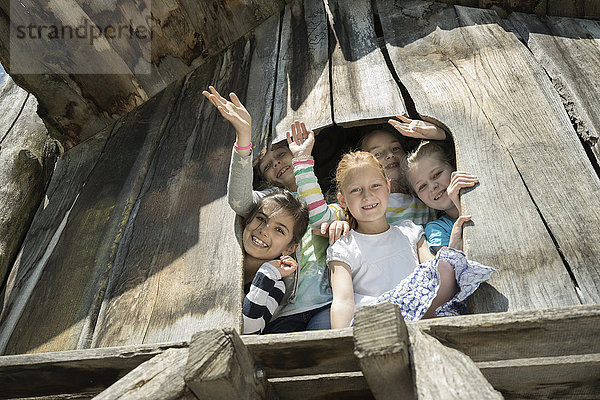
[407,157,454,211]
[338,165,390,225]
[243,203,298,261]
[258,146,295,190]
[362,130,405,182]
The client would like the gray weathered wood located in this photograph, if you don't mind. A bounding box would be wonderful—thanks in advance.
[243,327,357,378]
[327,0,405,127]
[3,79,180,355]
[0,74,57,287]
[91,41,250,347]
[407,325,503,399]
[478,353,600,399]
[245,12,282,156]
[0,123,113,355]
[352,303,413,400]
[270,371,373,400]
[509,13,600,171]
[93,348,189,400]
[415,304,600,362]
[272,0,332,142]
[376,0,582,312]
[0,342,186,398]
[185,328,277,400]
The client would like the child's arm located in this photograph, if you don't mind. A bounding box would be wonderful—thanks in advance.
[329,260,355,329]
[388,115,447,141]
[422,259,458,319]
[416,236,435,263]
[446,171,479,215]
[203,86,264,216]
[288,121,344,227]
[448,215,471,251]
[242,256,297,334]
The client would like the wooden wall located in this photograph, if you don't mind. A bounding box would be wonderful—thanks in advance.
[0,0,599,355]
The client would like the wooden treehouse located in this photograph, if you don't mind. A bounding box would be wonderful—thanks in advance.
[0,0,599,398]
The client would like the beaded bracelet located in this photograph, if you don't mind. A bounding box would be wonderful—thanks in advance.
[234,142,252,151]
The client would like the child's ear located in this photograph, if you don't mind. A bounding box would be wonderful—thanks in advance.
[337,192,347,209]
[282,242,299,256]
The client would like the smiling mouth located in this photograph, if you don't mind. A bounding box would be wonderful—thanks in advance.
[433,190,446,201]
[276,165,291,179]
[362,203,379,210]
[251,236,268,248]
[385,162,399,169]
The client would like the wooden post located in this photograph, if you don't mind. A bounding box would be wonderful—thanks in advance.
[184,328,277,400]
[406,325,503,400]
[353,303,414,400]
[93,347,190,400]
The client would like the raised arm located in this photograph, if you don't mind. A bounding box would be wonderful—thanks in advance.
[288,121,344,227]
[329,260,355,329]
[203,86,265,216]
[388,115,447,141]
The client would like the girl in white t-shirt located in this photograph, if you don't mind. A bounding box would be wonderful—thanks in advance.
[327,151,495,328]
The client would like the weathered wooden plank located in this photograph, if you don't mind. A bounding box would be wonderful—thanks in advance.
[509,13,600,170]
[327,0,405,127]
[0,342,186,398]
[547,0,584,18]
[243,327,357,378]
[272,0,332,142]
[93,348,189,400]
[270,372,373,400]
[407,325,503,399]
[91,40,251,347]
[0,123,113,355]
[0,74,56,287]
[376,0,582,312]
[455,5,600,305]
[478,354,600,399]
[3,80,180,355]
[353,303,413,400]
[245,12,282,155]
[415,304,600,363]
[185,329,277,400]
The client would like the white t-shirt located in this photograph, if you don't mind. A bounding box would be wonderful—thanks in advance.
[326,220,424,310]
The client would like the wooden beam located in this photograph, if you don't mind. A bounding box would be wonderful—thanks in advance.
[94,348,189,400]
[407,325,503,399]
[478,353,600,399]
[352,303,413,400]
[243,327,357,378]
[326,0,406,127]
[376,0,584,312]
[270,371,373,400]
[0,342,187,399]
[272,0,332,142]
[415,304,600,362]
[184,328,277,400]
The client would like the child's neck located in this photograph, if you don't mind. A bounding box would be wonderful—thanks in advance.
[355,216,390,235]
[446,206,459,219]
[243,254,266,285]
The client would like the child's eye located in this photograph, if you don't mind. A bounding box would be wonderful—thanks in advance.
[417,184,426,192]
[256,215,266,222]
[433,171,441,179]
[276,227,285,234]
[350,187,360,193]
[264,163,271,171]
[392,146,402,152]
[372,183,382,188]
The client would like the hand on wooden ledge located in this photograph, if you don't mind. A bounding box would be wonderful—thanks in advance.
[388,114,447,141]
[448,215,472,251]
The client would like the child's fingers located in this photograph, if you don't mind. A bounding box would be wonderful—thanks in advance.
[454,215,472,227]
[395,114,411,123]
[342,222,350,237]
[230,92,242,107]
[286,130,293,145]
[321,222,330,235]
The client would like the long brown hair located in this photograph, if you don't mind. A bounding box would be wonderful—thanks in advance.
[334,151,388,231]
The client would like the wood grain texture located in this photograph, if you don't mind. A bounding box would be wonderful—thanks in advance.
[478,354,600,399]
[93,348,189,400]
[272,0,332,143]
[352,303,413,400]
[376,0,582,313]
[243,327,357,378]
[245,12,282,156]
[0,74,57,287]
[3,81,179,355]
[91,40,251,348]
[0,342,186,398]
[0,123,113,355]
[270,372,373,400]
[327,0,405,126]
[415,304,600,362]
[184,329,277,400]
[407,325,503,399]
[509,13,600,172]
